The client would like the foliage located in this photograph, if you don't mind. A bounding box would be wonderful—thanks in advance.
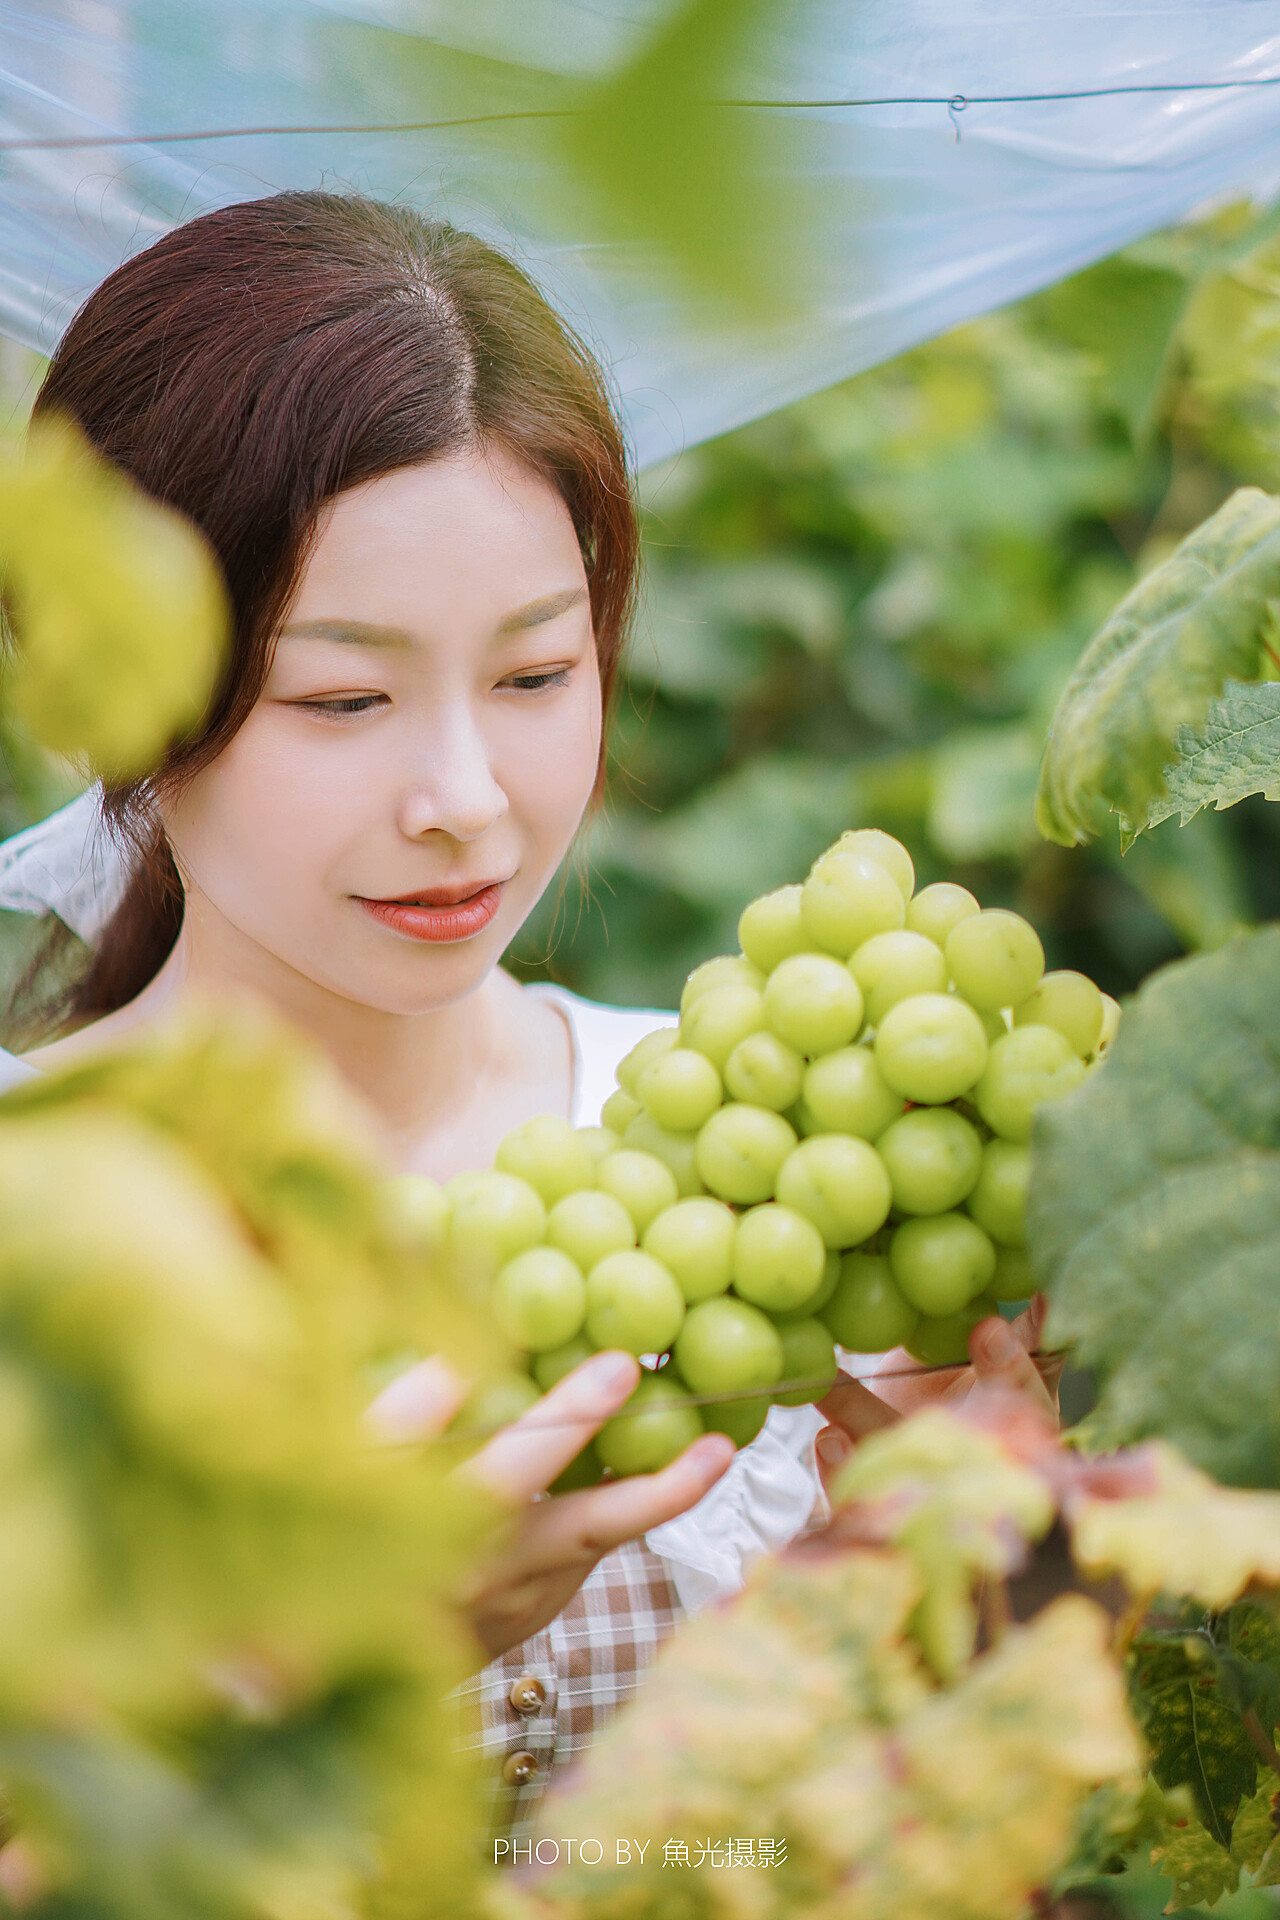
[505,199,1280,1015]
[1035,490,1280,847]
[1143,680,1280,830]
[0,415,228,780]
[1029,924,1280,1486]
[0,1009,499,1919]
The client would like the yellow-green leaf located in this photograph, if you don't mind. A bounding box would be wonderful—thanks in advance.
[0,414,228,777]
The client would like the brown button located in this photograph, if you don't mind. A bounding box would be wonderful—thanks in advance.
[502,1749,538,1786]
[508,1674,547,1716]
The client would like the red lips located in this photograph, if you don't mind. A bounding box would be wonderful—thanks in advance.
[355,882,505,943]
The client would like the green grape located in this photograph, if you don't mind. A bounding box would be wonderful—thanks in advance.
[495,1115,597,1205]
[738,885,809,973]
[1096,993,1122,1058]
[680,982,767,1070]
[771,1247,841,1322]
[701,1393,771,1447]
[601,1087,643,1134]
[770,1316,839,1407]
[595,1148,680,1234]
[890,1213,996,1315]
[596,1371,704,1477]
[905,880,980,948]
[850,929,949,1027]
[906,1293,999,1367]
[642,1196,736,1303]
[1013,969,1105,1058]
[623,1112,704,1197]
[616,1026,679,1093]
[828,829,915,904]
[723,1029,805,1111]
[532,1334,596,1391]
[448,1170,547,1277]
[876,1107,983,1216]
[731,1202,827,1311]
[801,1045,904,1139]
[585,1249,686,1355]
[379,1172,450,1253]
[695,1103,797,1204]
[681,953,765,1013]
[450,1371,542,1436]
[822,1251,918,1352]
[493,1246,587,1351]
[774,1134,893,1249]
[974,1025,1087,1143]
[966,1138,1029,1246]
[545,1188,637,1271]
[945,909,1045,1013]
[874,992,988,1104]
[576,1124,622,1166]
[550,1439,603,1492]
[636,1047,723,1132]
[763,953,864,1056]
[800,849,905,956]
[992,1245,1035,1302]
[976,1004,1010,1044]
[673,1295,785,1394]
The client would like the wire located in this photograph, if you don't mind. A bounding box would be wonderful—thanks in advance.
[0,74,1277,153]
[439,1348,1067,1444]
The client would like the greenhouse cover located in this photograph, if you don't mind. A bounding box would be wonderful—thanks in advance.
[0,0,1278,464]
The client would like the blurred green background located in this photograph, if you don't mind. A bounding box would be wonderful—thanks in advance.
[4,204,1280,1023]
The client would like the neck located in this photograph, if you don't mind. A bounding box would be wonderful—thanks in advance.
[118,894,517,1147]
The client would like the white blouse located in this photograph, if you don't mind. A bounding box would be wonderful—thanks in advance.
[0,981,827,1615]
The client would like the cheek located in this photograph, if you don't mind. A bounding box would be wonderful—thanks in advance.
[500,674,602,853]
[162,720,364,899]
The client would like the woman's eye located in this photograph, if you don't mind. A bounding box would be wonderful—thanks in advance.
[505,668,572,693]
[296,695,386,717]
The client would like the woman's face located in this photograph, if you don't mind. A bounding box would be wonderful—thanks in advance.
[162,444,601,1013]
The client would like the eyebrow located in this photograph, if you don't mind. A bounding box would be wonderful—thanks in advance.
[280,587,589,649]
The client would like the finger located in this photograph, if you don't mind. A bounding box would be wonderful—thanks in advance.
[968,1314,1057,1416]
[364,1354,470,1445]
[488,1431,737,1576]
[461,1350,639,1502]
[814,1422,856,1493]
[816,1372,901,1442]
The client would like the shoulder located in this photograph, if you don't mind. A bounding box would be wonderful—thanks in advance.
[522,983,676,1129]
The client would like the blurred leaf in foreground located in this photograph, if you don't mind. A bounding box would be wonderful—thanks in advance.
[0,1006,496,1917]
[1031,925,1280,1486]
[1035,487,1280,847]
[0,414,228,779]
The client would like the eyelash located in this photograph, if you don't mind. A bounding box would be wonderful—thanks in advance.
[296,669,571,718]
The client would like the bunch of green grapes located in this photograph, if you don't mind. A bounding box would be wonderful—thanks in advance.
[407,830,1120,1487]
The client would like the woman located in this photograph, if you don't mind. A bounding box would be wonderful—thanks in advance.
[0,191,1053,1841]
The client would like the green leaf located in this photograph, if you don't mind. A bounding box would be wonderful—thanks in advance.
[1129,1630,1258,1845]
[1035,488,1280,847]
[1030,925,1280,1486]
[1041,257,1190,441]
[1144,679,1280,830]
[0,415,229,779]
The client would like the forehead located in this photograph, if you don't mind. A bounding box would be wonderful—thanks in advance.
[291,445,587,624]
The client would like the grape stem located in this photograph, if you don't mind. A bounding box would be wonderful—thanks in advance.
[1243,1706,1280,1775]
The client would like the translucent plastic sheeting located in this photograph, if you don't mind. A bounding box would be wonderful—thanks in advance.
[0,1,1279,467]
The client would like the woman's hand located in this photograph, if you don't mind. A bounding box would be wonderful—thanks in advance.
[365,1350,735,1662]
[811,1295,1063,1495]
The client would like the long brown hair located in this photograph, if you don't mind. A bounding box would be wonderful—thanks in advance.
[24,190,639,1026]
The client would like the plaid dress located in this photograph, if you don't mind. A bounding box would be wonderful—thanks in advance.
[453,1537,686,1845]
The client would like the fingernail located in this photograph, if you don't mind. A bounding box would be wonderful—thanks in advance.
[689,1434,734,1469]
[815,1427,851,1466]
[978,1318,1017,1365]
[587,1350,637,1393]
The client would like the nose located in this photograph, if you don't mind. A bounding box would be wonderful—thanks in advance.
[395,701,509,845]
